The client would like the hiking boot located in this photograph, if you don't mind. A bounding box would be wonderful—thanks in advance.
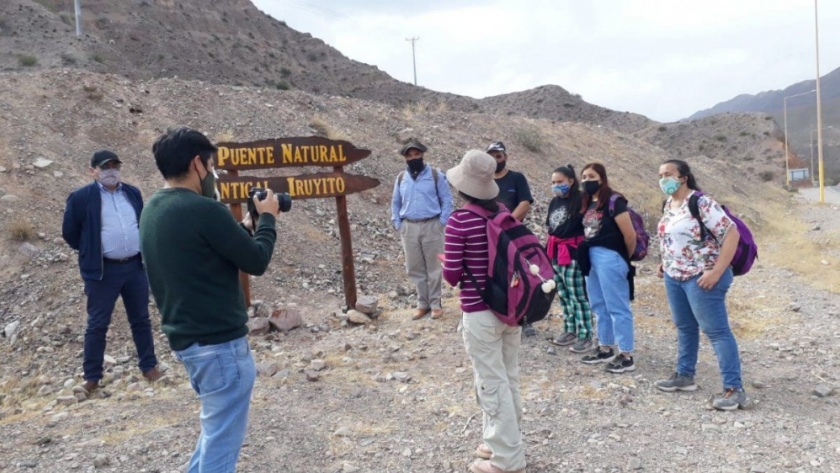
[605,354,635,373]
[550,332,576,346]
[711,388,747,411]
[522,324,537,337]
[655,372,698,392]
[412,308,430,320]
[569,338,593,353]
[581,347,615,364]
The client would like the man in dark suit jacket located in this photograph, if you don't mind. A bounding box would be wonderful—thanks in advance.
[62,150,162,395]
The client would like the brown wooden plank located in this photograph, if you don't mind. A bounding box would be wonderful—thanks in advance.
[227,169,252,308]
[333,166,357,310]
[215,136,371,171]
[216,171,380,204]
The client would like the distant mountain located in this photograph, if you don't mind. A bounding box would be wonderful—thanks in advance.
[688,66,840,120]
[689,66,840,183]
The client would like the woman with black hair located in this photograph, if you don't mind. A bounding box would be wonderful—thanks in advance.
[546,164,594,353]
[575,163,637,373]
[655,159,746,411]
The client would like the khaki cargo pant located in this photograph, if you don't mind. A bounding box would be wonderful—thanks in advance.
[399,219,443,310]
[462,310,526,471]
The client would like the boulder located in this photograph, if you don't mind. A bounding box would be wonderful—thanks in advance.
[247,317,270,336]
[269,309,303,332]
[354,295,378,315]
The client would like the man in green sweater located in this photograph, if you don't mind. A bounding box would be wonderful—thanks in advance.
[140,127,280,473]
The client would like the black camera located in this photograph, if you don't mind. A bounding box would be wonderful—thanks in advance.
[247,187,292,218]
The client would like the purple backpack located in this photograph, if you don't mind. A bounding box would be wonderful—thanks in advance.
[688,192,757,276]
[608,194,650,262]
[462,204,557,327]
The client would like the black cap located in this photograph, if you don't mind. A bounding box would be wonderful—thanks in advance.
[90,150,122,168]
[486,141,506,153]
[399,140,428,156]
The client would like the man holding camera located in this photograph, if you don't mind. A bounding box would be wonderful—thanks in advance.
[391,140,453,320]
[62,150,163,395]
[140,128,280,473]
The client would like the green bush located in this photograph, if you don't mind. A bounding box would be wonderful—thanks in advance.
[759,171,775,182]
[658,125,667,132]
[18,55,37,66]
[714,134,727,142]
[276,81,290,90]
[280,67,291,77]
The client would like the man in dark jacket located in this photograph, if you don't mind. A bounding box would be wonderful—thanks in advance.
[61,150,162,395]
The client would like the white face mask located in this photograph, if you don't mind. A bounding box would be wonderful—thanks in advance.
[98,169,120,187]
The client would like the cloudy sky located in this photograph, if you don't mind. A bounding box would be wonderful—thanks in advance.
[252,0,840,122]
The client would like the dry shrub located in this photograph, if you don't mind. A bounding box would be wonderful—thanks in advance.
[214,129,235,143]
[8,220,36,242]
[309,116,331,137]
[515,127,545,153]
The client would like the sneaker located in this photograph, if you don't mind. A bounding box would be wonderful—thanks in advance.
[569,338,593,353]
[581,347,615,364]
[655,372,698,392]
[550,332,577,346]
[711,388,747,411]
[605,354,635,373]
[522,324,537,337]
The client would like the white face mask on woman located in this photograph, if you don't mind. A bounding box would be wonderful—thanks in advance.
[98,169,120,187]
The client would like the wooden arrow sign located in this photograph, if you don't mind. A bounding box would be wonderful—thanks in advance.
[215,136,372,171]
[217,171,380,203]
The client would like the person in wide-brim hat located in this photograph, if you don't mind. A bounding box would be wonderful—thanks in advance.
[445,150,499,200]
[441,150,526,473]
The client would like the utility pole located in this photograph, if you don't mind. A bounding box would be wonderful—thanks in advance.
[405,37,419,86]
[74,0,82,37]
[814,0,826,202]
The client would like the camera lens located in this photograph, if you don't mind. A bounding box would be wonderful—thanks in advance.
[278,193,292,212]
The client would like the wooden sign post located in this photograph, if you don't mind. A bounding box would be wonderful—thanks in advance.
[214,137,377,310]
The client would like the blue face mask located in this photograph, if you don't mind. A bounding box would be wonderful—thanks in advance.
[659,177,681,196]
[552,184,570,196]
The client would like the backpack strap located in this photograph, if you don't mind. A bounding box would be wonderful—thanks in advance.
[399,167,442,209]
[607,193,620,217]
[688,193,716,243]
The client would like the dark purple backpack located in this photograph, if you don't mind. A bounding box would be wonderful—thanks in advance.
[462,204,557,327]
[688,192,757,276]
[608,194,650,262]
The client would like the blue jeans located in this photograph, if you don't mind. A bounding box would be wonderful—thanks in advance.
[175,336,256,473]
[83,258,157,381]
[664,268,742,389]
[585,247,634,353]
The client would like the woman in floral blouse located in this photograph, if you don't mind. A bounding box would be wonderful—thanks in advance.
[655,159,747,411]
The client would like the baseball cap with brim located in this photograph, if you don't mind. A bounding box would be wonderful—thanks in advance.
[486,141,506,153]
[400,141,428,156]
[90,150,122,168]
[446,150,499,200]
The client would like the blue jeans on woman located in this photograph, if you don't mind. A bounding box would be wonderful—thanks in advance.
[175,336,256,473]
[664,268,742,389]
[585,247,634,353]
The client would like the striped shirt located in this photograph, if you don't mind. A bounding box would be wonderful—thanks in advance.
[442,209,490,313]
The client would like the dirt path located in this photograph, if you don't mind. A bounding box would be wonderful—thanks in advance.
[1,201,839,473]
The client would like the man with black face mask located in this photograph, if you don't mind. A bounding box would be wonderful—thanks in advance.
[62,150,164,396]
[391,140,454,320]
[140,128,280,472]
[489,141,533,222]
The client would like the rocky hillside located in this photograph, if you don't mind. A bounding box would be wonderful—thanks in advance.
[2,0,783,160]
